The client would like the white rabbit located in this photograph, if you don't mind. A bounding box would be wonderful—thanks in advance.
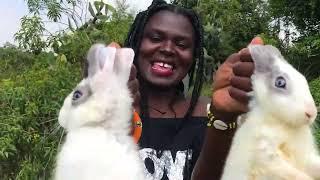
[54,44,145,180]
[221,45,320,180]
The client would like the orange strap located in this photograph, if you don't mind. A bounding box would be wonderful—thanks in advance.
[132,111,142,144]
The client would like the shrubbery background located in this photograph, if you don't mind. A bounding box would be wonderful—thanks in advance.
[0,48,81,179]
[1,0,319,179]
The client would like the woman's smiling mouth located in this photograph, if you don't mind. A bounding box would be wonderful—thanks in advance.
[151,61,174,76]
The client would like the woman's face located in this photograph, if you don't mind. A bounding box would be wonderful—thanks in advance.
[138,10,195,88]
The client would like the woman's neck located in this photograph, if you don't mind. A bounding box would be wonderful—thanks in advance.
[146,84,183,104]
[143,83,186,118]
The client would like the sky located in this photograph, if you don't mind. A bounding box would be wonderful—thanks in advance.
[0,0,164,46]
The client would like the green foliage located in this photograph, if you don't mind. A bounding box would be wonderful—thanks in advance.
[310,77,320,145]
[201,82,212,97]
[269,0,320,36]
[310,78,320,108]
[286,34,320,80]
[0,48,81,179]
[2,1,133,178]
[51,11,133,64]
[25,0,78,22]
[268,0,320,80]
[0,47,34,79]
[14,16,46,54]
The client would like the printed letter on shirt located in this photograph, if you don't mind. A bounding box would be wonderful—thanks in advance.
[139,148,192,180]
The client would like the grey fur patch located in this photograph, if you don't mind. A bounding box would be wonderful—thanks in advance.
[249,45,284,74]
[250,45,292,95]
[71,84,92,106]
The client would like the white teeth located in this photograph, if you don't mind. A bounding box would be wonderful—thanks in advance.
[154,62,164,66]
[164,63,173,69]
[153,62,173,69]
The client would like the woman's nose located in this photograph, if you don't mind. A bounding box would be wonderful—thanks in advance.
[160,41,174,56]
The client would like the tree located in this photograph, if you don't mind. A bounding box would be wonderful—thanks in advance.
[15,16,46,54]
[270,0,320,36]
[15,0,119,54]
[269,0,320,80]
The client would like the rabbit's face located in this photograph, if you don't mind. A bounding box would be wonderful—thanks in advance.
[58,45,134,131]
[249,45,317,127]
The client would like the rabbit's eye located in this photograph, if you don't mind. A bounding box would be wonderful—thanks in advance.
[72,90,83,100]
[275,76,286,89]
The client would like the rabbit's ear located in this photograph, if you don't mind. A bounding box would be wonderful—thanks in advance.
[249,45,283,74]
[114,48,135,82]
[86,44,106,77]
[100,47,116,73]
[86,44,116,77]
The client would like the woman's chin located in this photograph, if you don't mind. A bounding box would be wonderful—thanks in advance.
[144,76,179,89]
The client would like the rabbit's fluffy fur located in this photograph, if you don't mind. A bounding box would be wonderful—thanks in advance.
[221,45,320,180]
[54,44,145,180]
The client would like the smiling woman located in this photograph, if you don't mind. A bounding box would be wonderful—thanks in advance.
[122,0,262,179]
[124,1,208,179]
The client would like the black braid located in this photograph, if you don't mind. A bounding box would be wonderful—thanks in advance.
[124,0,205,119]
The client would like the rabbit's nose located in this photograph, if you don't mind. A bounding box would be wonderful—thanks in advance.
[305,112,312,119]
[305,103,317,120]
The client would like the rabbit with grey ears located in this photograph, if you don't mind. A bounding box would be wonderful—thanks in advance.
[221,45,320,180]
[54,44,145,180]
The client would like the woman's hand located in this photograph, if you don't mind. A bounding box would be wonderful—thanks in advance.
[212,37,264,115]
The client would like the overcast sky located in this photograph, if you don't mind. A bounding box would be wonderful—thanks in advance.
[0,0,166,46]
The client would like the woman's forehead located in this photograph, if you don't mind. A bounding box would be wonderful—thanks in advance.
[145,10,195,38]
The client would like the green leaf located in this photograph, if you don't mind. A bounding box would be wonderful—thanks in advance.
[88,2,95,17]
[94,1,104,12]
[57,54,67,63]
[105,4,116,13]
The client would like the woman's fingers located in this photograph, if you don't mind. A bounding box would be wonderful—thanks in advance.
[228,87,250,105]
[230,76,252,92]
[233,62,254,77]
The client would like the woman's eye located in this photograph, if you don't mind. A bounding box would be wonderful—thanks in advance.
[275,76,286,89]
[176,42,186,48]
[72,90,83,100]
[150,34,161,42]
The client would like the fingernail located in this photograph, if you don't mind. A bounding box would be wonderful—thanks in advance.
[238,49,245,54]
[108,42,121,48]
[250,37,264,45]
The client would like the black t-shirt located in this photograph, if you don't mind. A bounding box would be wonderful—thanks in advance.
[138,117,207,180]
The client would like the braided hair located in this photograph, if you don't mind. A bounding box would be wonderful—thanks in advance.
[124,0,205,119]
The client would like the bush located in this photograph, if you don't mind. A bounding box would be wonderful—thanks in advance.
[309,77,320,145]
[0,47,35,79]
[0,51,81,179]
[0,11,133,179]
[286,35,320,81]
[310,77,320,106]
